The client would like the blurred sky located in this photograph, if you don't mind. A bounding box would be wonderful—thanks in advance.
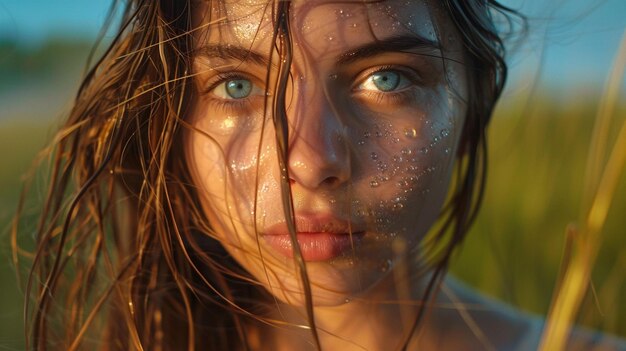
[0,0,625,89]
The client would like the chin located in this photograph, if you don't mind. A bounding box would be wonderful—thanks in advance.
[255,256,392,307]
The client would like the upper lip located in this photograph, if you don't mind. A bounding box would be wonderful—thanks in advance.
[262,213,365,235]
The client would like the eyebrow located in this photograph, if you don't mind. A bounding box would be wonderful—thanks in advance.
[336,35,441,65]
[194,34,440,67]
[194,44,269,66]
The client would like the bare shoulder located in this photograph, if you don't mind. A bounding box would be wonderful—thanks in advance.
[440,277,626,351]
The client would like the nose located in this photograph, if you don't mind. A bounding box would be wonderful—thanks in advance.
[287,94,350,190]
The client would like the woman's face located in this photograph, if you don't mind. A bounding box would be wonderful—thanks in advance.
[187,0,468,306]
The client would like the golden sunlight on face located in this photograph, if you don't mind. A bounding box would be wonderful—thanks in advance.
[186,0,468,306]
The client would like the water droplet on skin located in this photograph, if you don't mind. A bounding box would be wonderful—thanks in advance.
[407,165,418,172]
[401,148,412,155]
[393,156,403,163]
[345,298,351,303]
[375,131,383,137]
[370,180,380,188]
[329,74,338,80]
[363,131,371,138]
[393,203,404,210]
[444,148,451,154]
[433,136,440,143]
[440,129,450,138]
[371,152,378,160]
[404,128,418,138]
[379,259,392,272]
[351,23,358,28]
[357,140,365,146]
[299,75,305,80]
[419,147,429,154]
[327,35,334,41]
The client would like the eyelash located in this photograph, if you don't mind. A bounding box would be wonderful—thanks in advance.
[203,72,264,113]
[353,65,421,106]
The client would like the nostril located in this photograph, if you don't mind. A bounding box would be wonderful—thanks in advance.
[286,134,351,189]
[322,176,341,187]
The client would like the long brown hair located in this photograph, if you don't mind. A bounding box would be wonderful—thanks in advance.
[13,1,522,350]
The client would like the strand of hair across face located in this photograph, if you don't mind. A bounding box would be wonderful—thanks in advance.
[269,1,323,350]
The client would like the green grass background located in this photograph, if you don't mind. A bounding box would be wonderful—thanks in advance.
[1,41,624,350]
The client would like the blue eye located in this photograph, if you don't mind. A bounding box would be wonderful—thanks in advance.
[226,79,252,98]
[212,77,262,100]
[372,71,400,91]
[358,70,412,93]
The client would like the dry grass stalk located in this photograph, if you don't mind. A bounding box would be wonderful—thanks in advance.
[539,30,626,351]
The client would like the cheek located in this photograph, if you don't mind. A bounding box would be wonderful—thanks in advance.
[187,111,279,229]
[347,87,460,237]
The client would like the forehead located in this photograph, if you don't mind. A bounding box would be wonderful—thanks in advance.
[193,0,455,57]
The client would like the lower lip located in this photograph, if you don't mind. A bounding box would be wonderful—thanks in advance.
[262,232,364,261]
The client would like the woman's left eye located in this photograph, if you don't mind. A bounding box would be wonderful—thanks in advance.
[358,70,413,93]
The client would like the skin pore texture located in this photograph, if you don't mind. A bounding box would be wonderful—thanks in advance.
[185,1,531,350]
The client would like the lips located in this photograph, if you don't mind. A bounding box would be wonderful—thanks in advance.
[262,215,365,261]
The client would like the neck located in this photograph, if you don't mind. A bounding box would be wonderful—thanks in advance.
[245,271,533,351]
[261,265,442,351]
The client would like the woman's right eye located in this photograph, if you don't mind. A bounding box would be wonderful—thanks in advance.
[210,77,263,100]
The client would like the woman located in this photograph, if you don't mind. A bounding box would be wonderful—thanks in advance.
[14,0,624,350]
